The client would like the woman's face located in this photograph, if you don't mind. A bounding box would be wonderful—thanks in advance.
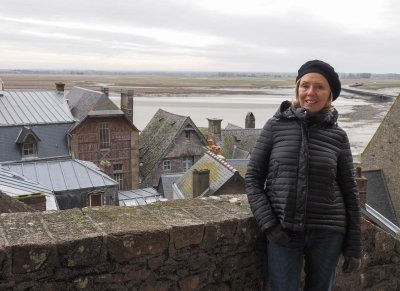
[298,73,332,115]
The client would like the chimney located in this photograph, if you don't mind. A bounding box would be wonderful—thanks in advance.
[355,166,367,207]
[121,89,134,123]
[55,82,65,94]
[192,169,210,197]
[102,87,109,97]
[207,118,222,146]
[245,112,255,129]
[16,193,46,211]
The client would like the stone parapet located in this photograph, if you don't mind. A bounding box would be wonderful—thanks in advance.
[0,195,399,290]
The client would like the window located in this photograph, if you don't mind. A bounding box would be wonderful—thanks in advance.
[182,157,194,171]
[89,193,103,207]
[114,173,123,190]
[100,122,110,149]
[185,130,191,140]
[163,160,171,171]
[113,163,123,172]
[23,143,35,157]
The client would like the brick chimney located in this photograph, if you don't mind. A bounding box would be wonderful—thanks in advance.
[121,89,134,123]
[55,82,65,94]
[102,87,109,97]
[207,118,222,146]
[16,193,46,211]
[192,169,210,197]
[355,166,367,207]
[245,112,255,129]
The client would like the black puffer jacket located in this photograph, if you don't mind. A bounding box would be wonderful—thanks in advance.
[245,101,362,258]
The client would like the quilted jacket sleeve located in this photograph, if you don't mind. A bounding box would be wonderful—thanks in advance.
[337,132,362,258]
[245,119,277,234]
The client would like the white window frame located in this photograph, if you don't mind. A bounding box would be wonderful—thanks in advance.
[113,173,124,190]
[100,122,110,149]
[182,157,193,171]
[163,160,171,171]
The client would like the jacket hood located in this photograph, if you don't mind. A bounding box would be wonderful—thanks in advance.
[274,100,338,126]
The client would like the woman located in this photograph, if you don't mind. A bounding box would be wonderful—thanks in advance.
[245,60,362,291]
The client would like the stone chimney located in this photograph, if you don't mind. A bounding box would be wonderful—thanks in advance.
[55,82,65,94]
[16,193,46,211]
[121,89,134,123]
[102,87,109,97]
[355,166,367,207]
[192,169,210,198]
[245,112,255,129]
[207,118,222,146]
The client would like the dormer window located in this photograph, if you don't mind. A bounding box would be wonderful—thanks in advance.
[15,126,40,159]
[23,142,35,157]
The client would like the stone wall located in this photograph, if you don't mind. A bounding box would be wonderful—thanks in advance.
[0,195,399,290]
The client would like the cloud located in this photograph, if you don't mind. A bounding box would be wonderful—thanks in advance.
[0,0,399,72]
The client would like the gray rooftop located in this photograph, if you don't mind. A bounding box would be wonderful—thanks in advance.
[0,166,58,210]
[2,159,118,192]
[363,169,398,225]
[157,172,184,200]
[0,123,73,162]
[222,128,262,159]
[118,188,165,206]
[0,90,75,126]
[66,87,122,122]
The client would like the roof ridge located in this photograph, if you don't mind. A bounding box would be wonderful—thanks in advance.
[206,150,237,173]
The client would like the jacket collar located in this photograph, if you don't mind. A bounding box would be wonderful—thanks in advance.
[274,100,338,126]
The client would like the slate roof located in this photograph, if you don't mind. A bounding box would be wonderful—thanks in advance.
[225,123,242,130]
[66,87,123,122]
[0,190,35,213]
[2,159,118,192]
[0,165,58,210]
[157,172,184,200]
[0,90,75,126]
[221,128,262,159]
[362,169,398,225]
[175,151,244,199]
[0,123,73,162]
[139,109,207,178]
[118,188,165,206]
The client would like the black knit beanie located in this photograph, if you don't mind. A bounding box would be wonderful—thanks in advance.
[296,60,341,100]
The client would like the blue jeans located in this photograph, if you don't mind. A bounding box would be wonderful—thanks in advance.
[267,229,344,291]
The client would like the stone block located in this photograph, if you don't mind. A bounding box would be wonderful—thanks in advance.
[42,209,100,241]
[108,230,169,263]
[57,236,104,267]
[171,224,204,249]
[11,244,53,274]
[83,206,168,234]
[178,271,208,290]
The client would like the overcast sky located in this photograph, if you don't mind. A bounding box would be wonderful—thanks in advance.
[1,0,399,73]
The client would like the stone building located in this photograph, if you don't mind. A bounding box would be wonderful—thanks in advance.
[67,87,140,190]
[361,95,400,221]
[139,109,208,188]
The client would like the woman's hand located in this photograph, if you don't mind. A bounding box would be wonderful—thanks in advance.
[266,224,290,244]
[342,256,362,273]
